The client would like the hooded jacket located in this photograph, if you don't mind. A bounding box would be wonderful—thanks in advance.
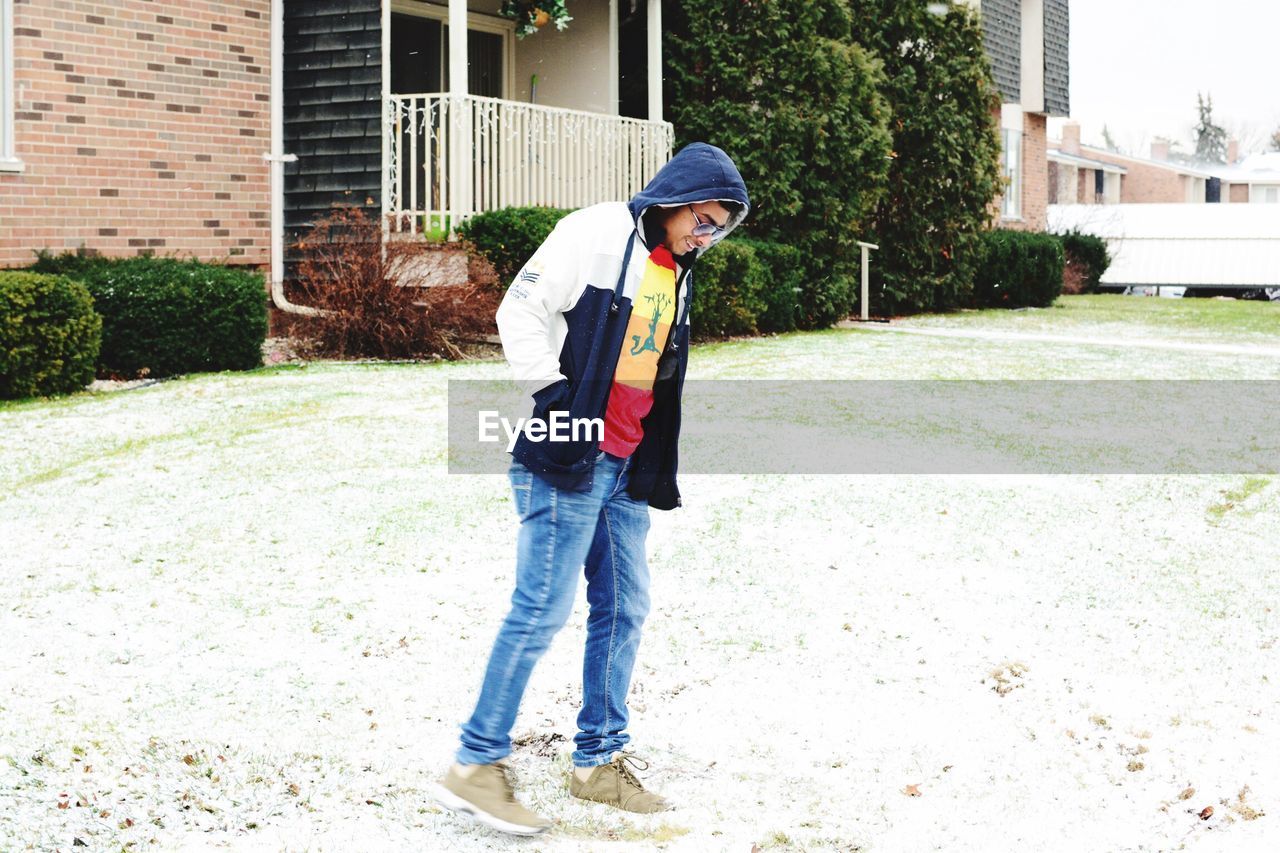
[495,142,750,510]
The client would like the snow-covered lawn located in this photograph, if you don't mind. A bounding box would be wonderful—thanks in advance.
[2,297,1278,852]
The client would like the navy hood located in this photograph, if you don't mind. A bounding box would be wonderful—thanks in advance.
[627,142,750,251]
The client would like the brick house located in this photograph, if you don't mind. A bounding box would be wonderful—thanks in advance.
[0,0,272,270]
[1049,128,1280,206]
[0,0,671,307]
[1048,124,1215,205]
[962,0,1070,232]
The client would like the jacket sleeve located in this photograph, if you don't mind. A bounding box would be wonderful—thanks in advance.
[495,216,585,399]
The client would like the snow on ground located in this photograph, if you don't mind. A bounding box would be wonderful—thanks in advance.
[1,311,1278,852]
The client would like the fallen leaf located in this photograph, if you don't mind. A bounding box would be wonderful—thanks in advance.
[57,801,70,810]
[1179,787,1195,800]
[902,784,922,797]
[1199,806,1214,820]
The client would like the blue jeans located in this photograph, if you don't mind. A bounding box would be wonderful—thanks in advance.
[457,452,652,768]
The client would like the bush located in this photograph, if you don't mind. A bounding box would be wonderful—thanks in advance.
[735,238,803,333]
[33,252,267,378]
[1057,230,1110,294]
[972,229,1065,309]
[690,241,766,341]
[666,0,891,301]
[0,271,102,399]
[455,206,574,283]
[293,206,476,359]
[850,1,1005,313]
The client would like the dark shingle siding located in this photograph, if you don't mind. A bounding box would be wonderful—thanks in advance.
[1043,0,1070,116]
[980,0,1021,103]
[283,0,382,239]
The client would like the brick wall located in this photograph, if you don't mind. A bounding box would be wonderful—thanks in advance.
[1020,112,1047,230]
[1228,184,1249,203]
[1072,146,1198,204]
[999,111,1048,232]
[1116,162,1188,203]
[0,1,271,269]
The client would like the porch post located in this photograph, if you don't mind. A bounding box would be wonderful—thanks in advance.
[646,0,662,122]
[448,0,470,229]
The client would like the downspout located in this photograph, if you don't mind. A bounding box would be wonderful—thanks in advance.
[267,0,318,315]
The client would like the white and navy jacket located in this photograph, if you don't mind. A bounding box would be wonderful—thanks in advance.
[496,142,750,510]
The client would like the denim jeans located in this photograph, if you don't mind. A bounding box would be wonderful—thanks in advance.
[457,452,652,768]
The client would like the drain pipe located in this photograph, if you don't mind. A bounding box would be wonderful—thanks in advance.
[266,0,319,315]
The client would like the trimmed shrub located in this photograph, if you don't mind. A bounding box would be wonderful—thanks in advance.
[972,229,1065,309]
[735,238,803,334]
[1057,230,1110,294]
[456,206,574,283]
[33,253,267,377]
[0,271,102,399]
[689,241,766,341]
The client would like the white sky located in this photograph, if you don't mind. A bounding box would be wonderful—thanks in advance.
[1061,0,1280,157]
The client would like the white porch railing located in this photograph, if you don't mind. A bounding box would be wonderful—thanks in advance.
[384,94,675,236]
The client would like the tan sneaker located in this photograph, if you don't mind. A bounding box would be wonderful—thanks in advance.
[569,753,672,814]
[433,762,552,836]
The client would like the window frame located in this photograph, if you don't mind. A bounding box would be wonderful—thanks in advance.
[1,0,24,173]
[389,0,514,99]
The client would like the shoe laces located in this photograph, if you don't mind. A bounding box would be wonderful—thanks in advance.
[613,753,650,791]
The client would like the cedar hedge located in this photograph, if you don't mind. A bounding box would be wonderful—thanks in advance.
[0,271,102,399]
[972,229,1065,309]
[456,206,574,283]
[32,253,267,378]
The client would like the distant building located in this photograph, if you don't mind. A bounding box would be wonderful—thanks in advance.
[1048,128,1214,205]
[1213,151,1280,204]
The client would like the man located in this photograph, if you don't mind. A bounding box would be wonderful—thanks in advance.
[434,143,749,836]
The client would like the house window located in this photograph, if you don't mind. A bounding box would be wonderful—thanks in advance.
[1001,127,1022,219]
[1,0,23,172]
[1250,184,1279,204]
[389,3,512,98]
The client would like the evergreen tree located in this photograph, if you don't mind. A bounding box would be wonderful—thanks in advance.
[849,0,1004,313]
[1193,92,1228,164]
[1101,124,1119,153]
[1270,127,1280,153]
[664,0,893,327]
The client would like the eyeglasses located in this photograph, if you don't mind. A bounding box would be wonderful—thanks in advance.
[688,205,727,239]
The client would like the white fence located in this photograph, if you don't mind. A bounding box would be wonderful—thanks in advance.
[384,94,674,236]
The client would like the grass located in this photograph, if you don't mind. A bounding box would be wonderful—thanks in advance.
[3,292,1279,851]
[1206,476,1271,520]
[890,294,1280,345]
